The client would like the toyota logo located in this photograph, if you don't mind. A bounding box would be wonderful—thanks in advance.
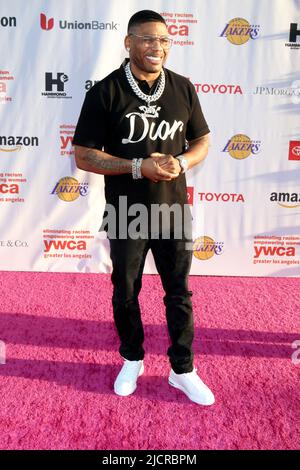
[292,146,300,156]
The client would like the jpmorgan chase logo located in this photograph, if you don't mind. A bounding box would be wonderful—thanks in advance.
[222,134,261,160]
[220,18,260,44]
[193,236,224,260]
[51,177,88,201]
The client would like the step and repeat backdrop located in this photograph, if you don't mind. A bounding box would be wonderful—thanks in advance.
[0,0,299,276]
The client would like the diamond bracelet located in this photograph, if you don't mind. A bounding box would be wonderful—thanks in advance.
[132,158,144,179]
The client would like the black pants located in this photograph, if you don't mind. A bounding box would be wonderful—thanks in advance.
[109,237,194,374]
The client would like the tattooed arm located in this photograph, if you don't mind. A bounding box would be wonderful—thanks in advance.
[74,145,177,181]
[74,145,132,175]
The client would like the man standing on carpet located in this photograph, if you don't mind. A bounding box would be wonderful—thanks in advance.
[73,10,214,405]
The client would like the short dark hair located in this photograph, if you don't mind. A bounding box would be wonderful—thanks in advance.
[127,10,166,33]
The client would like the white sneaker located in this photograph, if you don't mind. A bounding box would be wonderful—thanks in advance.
[169,368,215,406]
[114,359,144,396]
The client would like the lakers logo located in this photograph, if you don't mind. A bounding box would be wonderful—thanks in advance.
[222,134,261,160]
[220,18,260,45]
[193,236,224,260]
[51,177,88,201]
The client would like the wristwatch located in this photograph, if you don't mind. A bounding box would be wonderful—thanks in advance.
[176,155,188,174]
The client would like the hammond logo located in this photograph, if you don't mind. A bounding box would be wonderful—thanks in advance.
[222,134,261,160]
[40,13,54,30]
[286,23,300,49]
[289,141,300,161]
[51,177,88,201]
[42,73,71,99]
[0,135,39,152]
[270,192,300,208]
[193,236,224,261]
[220,18,260,44]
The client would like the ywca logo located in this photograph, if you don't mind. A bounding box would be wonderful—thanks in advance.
[220,17,260,45]
[193,236,224,261]
[0,183,19,194]
[60,124,75,156]
[254,245,296,259]
[289,141,300,161]
[222,134,261,160]
[0,70,14,103]
[51,177,88,201]
[44,239,87,253]
[40,13,54,31]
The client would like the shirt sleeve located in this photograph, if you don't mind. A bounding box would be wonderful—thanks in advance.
[72,84,108,150]
[186,82,210,141]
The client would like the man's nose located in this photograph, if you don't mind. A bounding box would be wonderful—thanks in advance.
[151,38,163,50]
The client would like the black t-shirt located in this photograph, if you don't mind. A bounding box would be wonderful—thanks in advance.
[73,60,209,235]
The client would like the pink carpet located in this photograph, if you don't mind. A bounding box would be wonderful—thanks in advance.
[0,272,299,450]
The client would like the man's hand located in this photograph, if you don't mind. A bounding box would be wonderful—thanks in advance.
[150,152,181,177]
[141,157,178,183]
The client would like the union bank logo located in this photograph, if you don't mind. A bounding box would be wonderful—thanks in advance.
[222,134,261,160]
[51,177,88,201]
[40,13,118,31]
[0,16,16,28]
[193,236,224,260]
[220,17,260,44]
[40,13,54,30]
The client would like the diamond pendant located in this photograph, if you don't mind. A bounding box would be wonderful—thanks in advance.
[140,103,160,118]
